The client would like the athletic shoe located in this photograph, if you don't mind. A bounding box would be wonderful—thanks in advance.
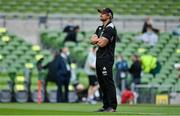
[86,99,97,104]
[89,100,97,104]
[103,107,116,112]
[95,108,106,112]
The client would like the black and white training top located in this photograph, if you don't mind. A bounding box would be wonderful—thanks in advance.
[95,21,117,61]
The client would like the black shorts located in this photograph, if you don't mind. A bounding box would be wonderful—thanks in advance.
[88,75,98,86]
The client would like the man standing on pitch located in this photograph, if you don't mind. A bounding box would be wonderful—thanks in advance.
[91,8,117,112]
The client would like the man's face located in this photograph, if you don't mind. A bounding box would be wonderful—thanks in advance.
[62,48,70,56]
[100,12,110,21]
[131,55,136,61]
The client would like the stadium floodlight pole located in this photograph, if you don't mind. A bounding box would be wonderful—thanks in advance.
[37,80,42,104]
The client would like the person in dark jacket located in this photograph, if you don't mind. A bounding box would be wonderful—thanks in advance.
[57,47,71,102]
[129,54,142,84]
[36,51,60,102]
[38,48,71,102]
[64,25,80,43]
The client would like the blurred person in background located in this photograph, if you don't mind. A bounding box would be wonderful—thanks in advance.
[70,60,86,102]
[115,54,128,92]
[57,47,71,102]
[64,25,80,43]
[129,54,142,85]
[36,51,60,102]
[141,54,161,77]
[138,25,158,46]
[84,46,99,104]
[172,25,180,36]
[142,16,159,34]
[121,86,134,104]
[38,47,71,103]
[63,18,77,33]
[174,63,180,79]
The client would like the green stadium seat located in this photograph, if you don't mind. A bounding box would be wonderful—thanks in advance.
[0,0,178,16]
[14,75,28,102]
[0,71,12,102]
[175,80,180,92]
[12,50,24,57]
[3,45,15,52]
[157,85,171,94]
[64,42,76,49]
[163,78,176,85]
[141,74,153,84]
[77,69,88,89]
[149,77,163,85]
[0,49,10,57]
[47,81,57,103]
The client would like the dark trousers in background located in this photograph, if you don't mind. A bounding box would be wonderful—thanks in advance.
[96,59,117,110]
[56,78,70,102]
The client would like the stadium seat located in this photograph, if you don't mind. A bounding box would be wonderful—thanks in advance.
[0,0,179,16]
[141,74,153,84]
[47,81,57,103]
[149,77,163,85]
[14,73,28,102]
[76,69,89,89]
[157,85,171,94]
[0,71,12,102]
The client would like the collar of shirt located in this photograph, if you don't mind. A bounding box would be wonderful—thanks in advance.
[61,53,67,59]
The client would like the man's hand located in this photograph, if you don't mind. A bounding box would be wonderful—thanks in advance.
[96,37,109,47]
[91,34,99,45]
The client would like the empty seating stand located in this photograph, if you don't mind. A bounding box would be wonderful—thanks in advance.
[0,0,179,16]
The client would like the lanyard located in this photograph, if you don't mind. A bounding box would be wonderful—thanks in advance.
[99,21,111,38]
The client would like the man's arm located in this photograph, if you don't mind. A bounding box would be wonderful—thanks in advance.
[91,35,109,47]
[96,26,114,47]
[90,34,99,45]
[96,37,109,47]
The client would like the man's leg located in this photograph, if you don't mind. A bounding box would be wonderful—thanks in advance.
[100,61,117,110]
[56,80,63,102]
[96,60,109,109]
[44,80,49,102]
[87,75,99,104]
[64,79,70,102]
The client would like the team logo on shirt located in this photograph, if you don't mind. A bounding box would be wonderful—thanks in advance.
[102,67,107,76]
[103,67,106,70]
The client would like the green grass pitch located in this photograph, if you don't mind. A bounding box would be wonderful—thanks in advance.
[0,103,179,116]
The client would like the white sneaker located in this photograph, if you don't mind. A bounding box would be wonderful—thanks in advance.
[87,99,97,104]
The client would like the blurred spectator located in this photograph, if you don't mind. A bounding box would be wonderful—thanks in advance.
[129,54,142,84]
[141,54,161,76]
[142,16,159,34]
[36,51,60,102]
[38,11,48,29]
[63,18,77,33]
[115,54,128,91]
[174,63,180,79]
[84,46,99,104]
[63,25,76,33]
[39,47,71,103]
[121,86,134,104]
[70,60,86,102]
[64,25,80,43]
[138,25,158,46]
[172,25,180,36]
[70,60,78,86]
[57,47,71,102]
